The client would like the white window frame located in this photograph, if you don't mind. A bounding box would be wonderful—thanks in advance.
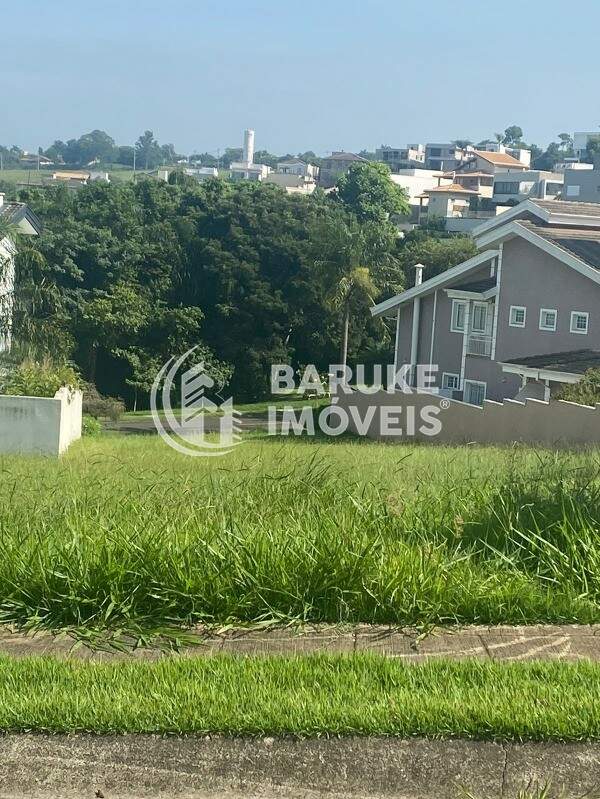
[509,305,526,328]
[471,302,488,334]
[442,372,460,391]
[463,379,487,406]
[539,308,557,332]
[570,311,589,334]
[450,299,466,333]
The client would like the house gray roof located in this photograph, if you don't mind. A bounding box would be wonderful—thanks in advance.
[325,152,367,162]
[517,220,600,269]
[532,199,600,218]
[451,277,496,293]
[0,202,42,235]
[503,349,600,375]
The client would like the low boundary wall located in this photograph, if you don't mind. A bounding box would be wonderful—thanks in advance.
[0,387,82,456]
[337,389,600,447]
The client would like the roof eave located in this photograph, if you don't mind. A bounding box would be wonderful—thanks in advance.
[371,249,499,318]
[477,221,600,286]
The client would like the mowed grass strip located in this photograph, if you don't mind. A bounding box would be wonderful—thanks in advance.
[2,435,600,631]
[0,654,598,738]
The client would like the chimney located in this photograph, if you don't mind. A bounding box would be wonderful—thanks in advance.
[243,129,255,165]
[413,263,425,286]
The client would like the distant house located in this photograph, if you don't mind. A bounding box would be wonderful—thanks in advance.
[425,143,470,172]
[493,170,564,204]
[417,183,479,223]
[476,142,531,167]
[562,163,600,203]
[0,193,41,351]
[388,169,452,231]
[18,152,53,168]
[574,132,600,160]
[376,144,426,172]
[371,199,600,405]
[454,150,529,175]
[184,167,219,181]
[264,159,319,195]
[52,171,91,183]
[448,171,495,198]
[275,159,319,180]
[319,152,368,187]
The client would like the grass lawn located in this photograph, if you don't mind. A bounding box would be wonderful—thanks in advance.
[0,167,144,186]
[1,434,600,634]
[123,396,329,417]
[0,654,597,738]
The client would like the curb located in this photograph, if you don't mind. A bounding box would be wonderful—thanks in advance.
[0,734,598,798]
[1,624,600,661]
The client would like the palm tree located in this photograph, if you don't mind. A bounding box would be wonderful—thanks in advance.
[330,266,377,370]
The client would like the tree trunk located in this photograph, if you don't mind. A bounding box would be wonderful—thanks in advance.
[133,387,138,413]
[89,344,98,383]
[340,307,349,371]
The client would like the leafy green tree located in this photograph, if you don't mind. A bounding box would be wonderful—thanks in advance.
[77,130,116,164]
[586,136,600,162]
[558,133,574,152]
[220,148,243,168]
[532,142,562,171]
[396,228,477,286]
[557,369,600,406]
[296,151,321,167]
[502,125,524,145]
[135,130,160,169]
[336,162,410,223]
[253,150,278,168]
[17,177,400,404]
[114,145,135,167]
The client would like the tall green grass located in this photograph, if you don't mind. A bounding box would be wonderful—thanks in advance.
[2,436,600,632]
[0,655,599,737]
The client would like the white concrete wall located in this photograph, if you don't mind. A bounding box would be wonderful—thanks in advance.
[0,389,82,456]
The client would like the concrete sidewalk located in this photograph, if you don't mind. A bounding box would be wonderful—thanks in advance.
[1,624,600,661]
[0,734,598,798]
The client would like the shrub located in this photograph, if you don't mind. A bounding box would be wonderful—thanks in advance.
[82,382,125,421]
[82,415,102,436]
[556,368,600,406]
[0,358,79,398]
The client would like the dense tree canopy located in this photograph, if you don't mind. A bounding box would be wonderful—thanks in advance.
[336,162,410,223]
[396,224,477,286]
[14,179,406,403]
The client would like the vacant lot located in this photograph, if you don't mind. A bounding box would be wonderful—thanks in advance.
[1,434,600,633]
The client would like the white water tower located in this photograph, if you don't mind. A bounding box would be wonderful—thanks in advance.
[243,129,255,165]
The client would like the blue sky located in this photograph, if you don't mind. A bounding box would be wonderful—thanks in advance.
[3,0,599,156]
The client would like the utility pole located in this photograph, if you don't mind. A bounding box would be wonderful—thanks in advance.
[133,145,136,174]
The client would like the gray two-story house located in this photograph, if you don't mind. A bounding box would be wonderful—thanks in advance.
[372,199,600,404]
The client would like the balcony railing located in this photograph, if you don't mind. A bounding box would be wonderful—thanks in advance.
[467,334,492,356]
